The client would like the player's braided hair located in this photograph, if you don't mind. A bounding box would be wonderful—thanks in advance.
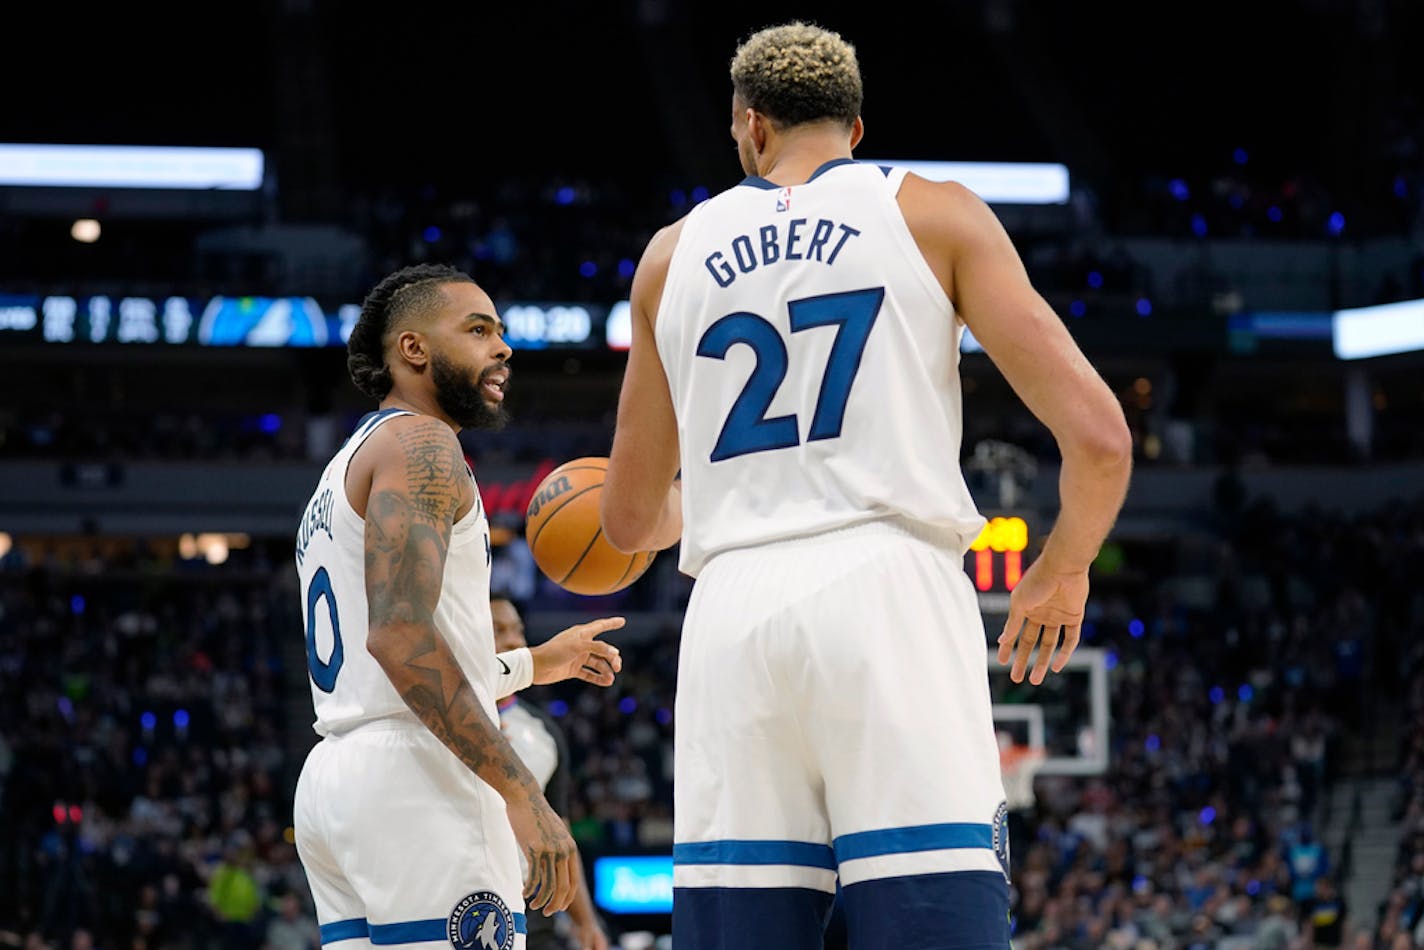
[347,263,476,400]
[730,21,862,130]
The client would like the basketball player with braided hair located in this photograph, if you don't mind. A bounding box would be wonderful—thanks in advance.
[294,263,626,948]
[601,20,1133,949]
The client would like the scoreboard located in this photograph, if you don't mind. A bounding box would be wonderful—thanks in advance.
[964,515,1031,593]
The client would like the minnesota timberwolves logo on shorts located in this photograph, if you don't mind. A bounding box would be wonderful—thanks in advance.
[448,891,515,950]
[991,801,1011,882]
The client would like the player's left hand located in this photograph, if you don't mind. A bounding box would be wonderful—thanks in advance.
[996,554,1087,685]
[572,919,610,950]
[529,616,625,687]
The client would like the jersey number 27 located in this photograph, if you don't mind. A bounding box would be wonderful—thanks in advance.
[696,287,883,462]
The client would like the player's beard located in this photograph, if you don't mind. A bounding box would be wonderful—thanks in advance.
[431,351,510,431]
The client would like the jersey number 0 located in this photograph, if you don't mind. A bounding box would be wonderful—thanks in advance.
[696,287,884,462]
[304,566,344,692]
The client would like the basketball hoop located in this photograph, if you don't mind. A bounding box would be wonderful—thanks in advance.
[999,741,1045,811]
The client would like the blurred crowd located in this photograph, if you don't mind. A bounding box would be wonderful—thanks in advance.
[1378,645,1424,947]
[0,541,315,950]
[1,487,1421,948]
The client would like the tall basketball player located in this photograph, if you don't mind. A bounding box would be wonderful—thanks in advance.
[600,21,1133,950]
[294,263,625,948]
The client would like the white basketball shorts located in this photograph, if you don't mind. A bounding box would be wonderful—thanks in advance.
[294,719,528,949]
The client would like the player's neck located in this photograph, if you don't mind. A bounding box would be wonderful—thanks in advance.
[754,134,852,186]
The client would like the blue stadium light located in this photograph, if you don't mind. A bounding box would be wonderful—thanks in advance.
[174,709,190,728]
[1145,734,1160,752]
[579,261,598,279]
[70,595,85,615]
[1135,298,1153,317]
[1232,147,1249,165]
[1086,270,1103,289]
[422,226,441,243]
[691,186,710,202]
[1267,206,1283,222]
[140,712,157,731]
[617,258,636,280]
[132,747,148,767]
[594,856,674,914]
[1246,879,1261,896]
[57,697,74,720]
[619,696,638,715]
[1081,621,1097,640]
[1190,214,1208,237]
[1103,650,1118,670]
[1394,176,1408,198]
[1237,684,1254,702]
[555,186,577,206]
[868,160,1070,204]
[668,189,687,207]
[0,144,264,190]
[1209,687,1225,705]
[1333,296,1424,359]
[548,700,569,717]
[1132,875,1150,894]
[1199,806,1216,825]
[1328,212,1346,236]
[1069,300,1087,318]
[258,413,281,434]
[656,707,672,725]
[1168,179,1189,201]
[1128,619,1145,638]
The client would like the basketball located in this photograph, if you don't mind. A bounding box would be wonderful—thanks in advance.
[524,456,657,596]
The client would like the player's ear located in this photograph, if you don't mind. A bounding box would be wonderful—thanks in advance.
[748,110,770,153]
[849,116,864,150]
[395,329,429,370]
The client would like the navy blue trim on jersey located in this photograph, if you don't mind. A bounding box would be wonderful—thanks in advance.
[839,871,1011,949]
[319,913,527,945]
[674,839,837,870]
[340,408,416,450]
[738,157,857,190]
[673,886,834,950]
[832,822,995,863]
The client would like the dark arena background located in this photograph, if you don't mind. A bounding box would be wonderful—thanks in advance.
[2,1,1423,948]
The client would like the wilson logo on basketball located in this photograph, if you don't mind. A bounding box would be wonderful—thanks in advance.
[526,476,573,520]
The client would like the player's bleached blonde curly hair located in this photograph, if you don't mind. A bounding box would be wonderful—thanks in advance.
[730,21,862,130]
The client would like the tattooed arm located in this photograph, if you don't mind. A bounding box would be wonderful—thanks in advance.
[362,416,578,916]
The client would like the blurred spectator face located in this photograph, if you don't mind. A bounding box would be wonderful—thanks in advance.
[491,599,526,652]
[70,931,93,950]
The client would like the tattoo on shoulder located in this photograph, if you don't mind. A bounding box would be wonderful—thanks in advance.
[365,423,466,629]
[395,423,467,524]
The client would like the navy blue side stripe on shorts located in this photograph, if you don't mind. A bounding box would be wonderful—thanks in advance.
[673,839,837,869]
[832,822,994,862]
[320,913,528,945]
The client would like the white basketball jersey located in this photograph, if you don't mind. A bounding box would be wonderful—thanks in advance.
[656,159,987,576]
[294,409,497,736]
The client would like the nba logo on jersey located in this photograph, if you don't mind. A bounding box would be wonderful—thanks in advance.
[448,891,515,950]
[776,186,793,211]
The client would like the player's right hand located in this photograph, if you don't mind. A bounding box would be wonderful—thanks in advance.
[506,793,579,915]
[996,554,1088,685]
